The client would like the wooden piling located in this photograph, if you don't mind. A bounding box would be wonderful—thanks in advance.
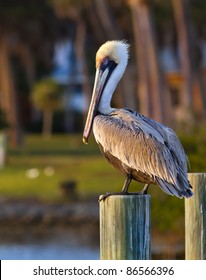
[99,194,151,260]
[185,173,206,260]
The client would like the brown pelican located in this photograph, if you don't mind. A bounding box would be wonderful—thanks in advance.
[83,40,193,199]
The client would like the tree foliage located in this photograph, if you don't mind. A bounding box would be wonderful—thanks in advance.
[31,79,62,112]
[31,78,62,137]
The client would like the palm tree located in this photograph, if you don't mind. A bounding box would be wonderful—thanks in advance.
[31,79,62,138]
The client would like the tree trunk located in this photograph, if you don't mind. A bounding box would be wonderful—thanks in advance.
[129,1,152,117]
[43,110,53,138]
[0,33,23,146]
[93,0,117,40]
[128,0,172,125]
[120,66,137,111]
[18,43,35,88]
[172,0,206,121]
[74,18,92,122]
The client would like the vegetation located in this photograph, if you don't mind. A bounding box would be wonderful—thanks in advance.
[0,134,114,200]
[31,79,62,138]
[0,108,9,131]
[1,0,206,145]
[0,129,205,236]
[0,0,59,145]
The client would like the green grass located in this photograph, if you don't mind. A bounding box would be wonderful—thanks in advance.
[1,134,128,200]
[0,126,206,235]
[1,135,89,198]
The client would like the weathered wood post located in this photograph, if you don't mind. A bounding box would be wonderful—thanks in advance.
[185,173,206,259]
[99,194,151,260]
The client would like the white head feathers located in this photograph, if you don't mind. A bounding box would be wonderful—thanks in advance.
[96,40,130,69]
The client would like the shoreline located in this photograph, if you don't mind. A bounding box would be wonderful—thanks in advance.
[0,197,99,226]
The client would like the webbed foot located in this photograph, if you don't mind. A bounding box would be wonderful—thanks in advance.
[98,191,128,202]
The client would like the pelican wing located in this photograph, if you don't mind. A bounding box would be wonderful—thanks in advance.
[140,113,188,173]
[93,109,190,196]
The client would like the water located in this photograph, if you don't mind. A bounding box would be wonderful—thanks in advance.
[0,225,99,260]
[0,228,184,260]
[0,243,99,260]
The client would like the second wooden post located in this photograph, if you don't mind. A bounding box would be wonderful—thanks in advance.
[99,194,151,260]
[185,173,206,259]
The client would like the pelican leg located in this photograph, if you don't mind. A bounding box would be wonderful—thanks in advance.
[140,183,150,194]
[130,184,150,195]
[121,173,132,192]
[98,173,132,202]
[121,183,150,197]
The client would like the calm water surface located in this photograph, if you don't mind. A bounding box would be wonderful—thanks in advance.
[0,243,99,260]
[0,225,99,260]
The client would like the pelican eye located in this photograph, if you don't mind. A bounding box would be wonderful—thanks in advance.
[102,57,110,66]
[100,57,117,72]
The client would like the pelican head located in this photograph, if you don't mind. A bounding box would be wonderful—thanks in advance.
[83,40,129,144]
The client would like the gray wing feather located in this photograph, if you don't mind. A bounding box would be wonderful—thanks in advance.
[93,109,185,189]
[141,114,188,172]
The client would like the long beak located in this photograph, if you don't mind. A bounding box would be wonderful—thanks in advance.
[83,68,109,144]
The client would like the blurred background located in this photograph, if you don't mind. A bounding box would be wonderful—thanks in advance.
[0,0,206,259]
